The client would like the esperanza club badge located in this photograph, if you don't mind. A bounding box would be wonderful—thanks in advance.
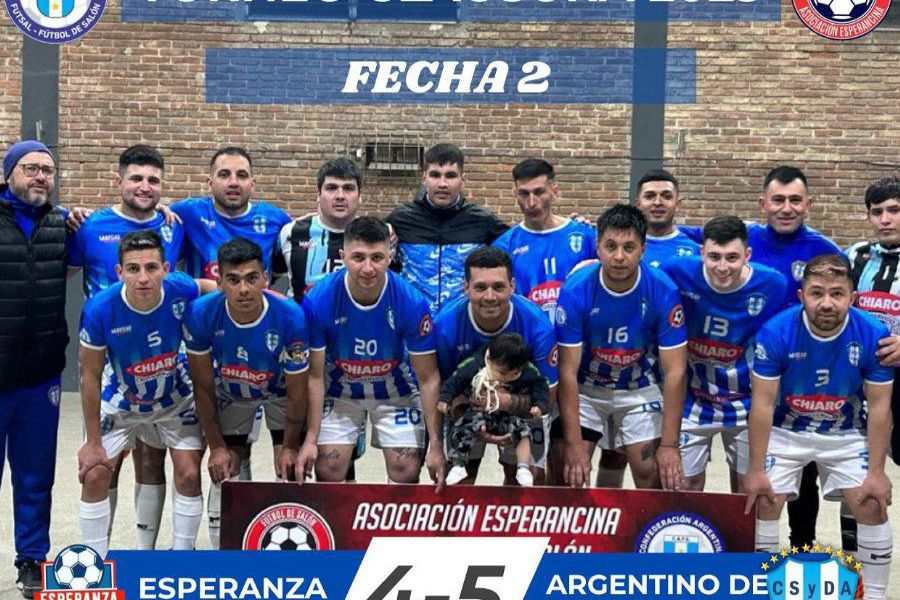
[243,502,336,551]
[5,0,105,44]
[792,0,891,40]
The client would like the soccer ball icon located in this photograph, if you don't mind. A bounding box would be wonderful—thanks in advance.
[53,545,104,590]
[811,0,871,21]
[261,523,316,551]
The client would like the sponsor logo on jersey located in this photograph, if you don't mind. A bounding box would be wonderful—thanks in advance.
[789,352,807,361]
[286,342,309,365]
[548,344,559,368]
[635,512,725,553]
[110,325,132,336]
[528,281,561,307]
[181,324,194,342]
[265,329,281,353]
[681,290,700,301]
[568,233,584,253]
[747,293,767,316]
[203,261,219,279]
[98,234,121,243]
[591,347,643,368]
[856,291,900,315]
[243,502,335,551]
[79,329,92,344]
[418,314,433,336]
[687,338,744,366]
[220,364,273,388]
[786,394,847,419]
[555,306,567,325]
[201,217,217,230]
[386,308,395,331]
[126,351,179,383]
[512,245,529,256]
[755,342,768,361]
[690,386,746,405]
[675,245,695,257]
[668,304,685,328]
[336,358,400,380]
[334,316,348,325]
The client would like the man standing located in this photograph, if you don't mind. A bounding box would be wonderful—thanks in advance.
[387,143,508,314]
[634,169,701,268]
[0,140,68,597]
[745,254,893,600]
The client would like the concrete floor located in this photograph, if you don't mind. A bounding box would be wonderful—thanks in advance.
[1,392,898,598]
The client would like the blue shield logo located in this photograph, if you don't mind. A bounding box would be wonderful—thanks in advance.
[767,556,858,600]
[37,0,75,18]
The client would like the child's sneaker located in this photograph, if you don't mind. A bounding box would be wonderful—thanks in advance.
[446,465,468,485]
[515,467,534,487]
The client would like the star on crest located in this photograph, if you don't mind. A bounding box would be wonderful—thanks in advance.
[770,555,779,565]
[790,546,799,554]
[761,562,770,571]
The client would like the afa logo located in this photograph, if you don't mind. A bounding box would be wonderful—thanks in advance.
[38,544,123,598]
[4,0,105,44]
[635,511,726,553]
[766,554,860,600]
[793,0,890,39]
[243,502,336,551]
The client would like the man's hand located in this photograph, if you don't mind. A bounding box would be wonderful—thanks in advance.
[743,469,775,515]
[157,204,183,226]
[208,447,238,484]
[66,207,93,233]
[859,471,893,521]
[563,441,591,488]
[77,441,109,483]
[530,406,543,418]
[876,335,900,367]
[295,441,318,484]
[425,443,447,493]
[276,448,298,481]
[437,401,449,414]
[475,424,512,447]
[655,445,684,491]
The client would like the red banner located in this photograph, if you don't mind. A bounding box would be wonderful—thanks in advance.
[221,482,754,553]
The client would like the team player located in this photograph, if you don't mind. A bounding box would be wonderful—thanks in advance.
[745,254,894,600]
[67,145,183,549]
[433,246,558,485]
[171,146,291,280]
[660,216,788,492]
[552,204,688,490]
[634,169,702,268]
[77,231,209,557]
[183,238,310,549]
[492,158,596,324]
[299,217,445,487]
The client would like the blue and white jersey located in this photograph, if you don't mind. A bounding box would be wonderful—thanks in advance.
[555,263,687,392]
[747,223,841,302]
[171,197,290,279]
[643,226,701,268]
[433,294,559,386]
[492,219,596,323]
[847,241,900,335]
[752,307,892,435]
[182,291,310,402]
[302,270,435,401]
[79,272,199,413]
[661,257,789,427]
[68,207,184,298]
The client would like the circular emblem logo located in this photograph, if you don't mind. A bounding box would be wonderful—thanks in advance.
[243,502,335,551]
[5,0,106,44]
[635,511,726,553]
[793,0,890,39]
[53,544,104,590]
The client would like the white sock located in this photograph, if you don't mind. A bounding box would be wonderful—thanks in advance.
[172,492,203,550]
[755,518,780,553]
[106,487,118,539]
[207,483,222,550]
[595,466,626,488]
[239,458,252,481]
[80,499,111,558]
[135,483,166,550]
[857,522,892,600]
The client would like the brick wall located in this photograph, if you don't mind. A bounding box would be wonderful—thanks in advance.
[0,25,21,148]
[5,2,900,246]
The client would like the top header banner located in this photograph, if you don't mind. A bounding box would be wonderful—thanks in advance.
[121,0,782,23]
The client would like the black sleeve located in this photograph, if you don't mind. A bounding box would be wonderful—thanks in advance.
[524,363,549,414]
[439,357,480,403]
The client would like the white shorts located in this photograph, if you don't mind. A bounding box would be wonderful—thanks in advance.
[136,422,166,450]
[465,413,551,469]
[219,396,287,438]
[99,397,203,460]
[319,395,425,449]
[579,386,663,450]
[679,420,746,477]
[738,428,869,501]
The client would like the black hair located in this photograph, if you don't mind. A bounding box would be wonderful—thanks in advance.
[512,158,554,183]
[423,143,464,172]
[802,254,852,286]
[317,158,362,192]
[636,169,679,194]
[864,176,900,210]
[596,204,648,243]
[118,145,164,176]
[217,237,264,271]
[344,216,390,245]
[763,165,807,191]
[486,332,530,372]
[210,146,252,171]
[118,230,164,264]
[703,215,748,245]
[464,246,512,282]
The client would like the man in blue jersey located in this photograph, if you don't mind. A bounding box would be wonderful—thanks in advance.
[171,146,291,280]
[78,231,207,557]
[299,217,445,488]
[661,216,788,492]
[433,246,558,485]
[745,254,894,600]
[68,144,183,550]
[748,165,842,550]
[552,204,688,490]
[634,169,701,268]
[492,158,596,324]
[184,238,310,549]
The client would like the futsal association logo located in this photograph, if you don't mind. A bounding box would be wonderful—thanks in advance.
[4,0,105,44]
[792,0,891,40]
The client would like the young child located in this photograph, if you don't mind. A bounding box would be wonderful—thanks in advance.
[438,333,548,487]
